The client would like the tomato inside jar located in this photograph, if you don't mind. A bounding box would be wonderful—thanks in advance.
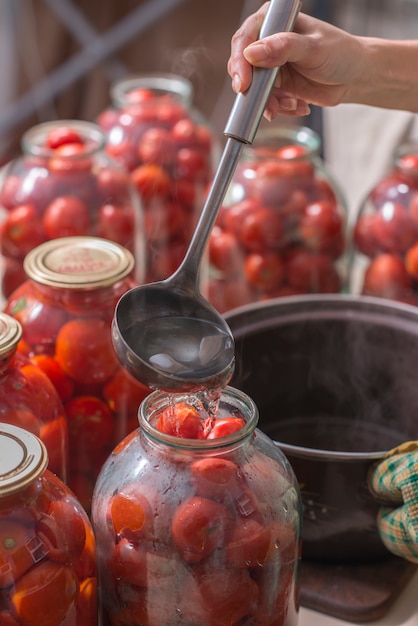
[92,386,302,626]
[208,126,348,313]
[0,424,97,626]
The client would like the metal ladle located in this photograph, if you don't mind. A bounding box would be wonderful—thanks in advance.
[112,0,301,392]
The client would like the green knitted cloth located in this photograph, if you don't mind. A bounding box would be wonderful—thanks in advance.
[368,441,418,563]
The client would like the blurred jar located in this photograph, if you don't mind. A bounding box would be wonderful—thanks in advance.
[350,143,418,304]
[0,311,68,481]
[4,236,151,513]
[0,423,97,626]
[207,126,348,313]
[92,386,301,626]
[0,119,145,300]
[97,74,216,284]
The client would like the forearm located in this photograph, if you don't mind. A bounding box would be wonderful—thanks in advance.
[347,37,418,112]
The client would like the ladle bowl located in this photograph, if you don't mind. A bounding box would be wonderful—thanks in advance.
[112,280,235,392]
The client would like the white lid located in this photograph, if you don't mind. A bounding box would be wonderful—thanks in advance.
[0,424,48,496]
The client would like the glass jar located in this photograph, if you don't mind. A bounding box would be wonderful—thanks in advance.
[0,311,68,481]
[97,73,217,284]
[0,423,97,626]
[4,236,151,513]
[0,119,145,300]
[92,386,302,626]
[207,126,348,313]
[350,142,418,304]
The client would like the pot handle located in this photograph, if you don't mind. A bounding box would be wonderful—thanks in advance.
[368,440,418,564]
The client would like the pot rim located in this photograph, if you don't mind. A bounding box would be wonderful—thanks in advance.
[224,294,418,462]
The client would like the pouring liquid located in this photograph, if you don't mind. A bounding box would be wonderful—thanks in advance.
[123,316,234,381]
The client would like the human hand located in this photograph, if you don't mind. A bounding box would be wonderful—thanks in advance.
[228,4,365,119]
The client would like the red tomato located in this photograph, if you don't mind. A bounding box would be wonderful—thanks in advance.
[298,200,343,253]
[244,251,285,292]
[405,242,418,279]
[191,457,240,500]
[225,518,272,568]
[354,213,382,257]
[275,144,308,160]
[10,561,78,626]
[76,577,98,626]
[1,258,27,298]
[209,227,244,276]
[125,87,155,104]
[35,500,86,563]
[171,496,231,563]
[31,354,75,402]
[181,567,259,625]
[222,198,259,236]
[285,249,341,293]
[239,206,283,252]
[207,277,253,314]
[0,204,46,258]
[0,612,19,625]
[207,417,246,439]
[109,490,153,540]
[0,174,22,211]
[5,288,68,353]
[55,318,119,384]
[137,127,176,167]
[373,202,417,254]
[398,153,418,176]
[362,253,413,299]
[103,366,151,417]
[43,196,90,238]
[48,143,92,174]
[171,118,200,146]
[45,126,83,149]
[175,147,207,179]
[130,163,171,201]
[156,401,204,439]
[39,416,68,477]
[97,203,136,247]
[109,539,148,587]
[96,167,131,203]
[65,395,114,450]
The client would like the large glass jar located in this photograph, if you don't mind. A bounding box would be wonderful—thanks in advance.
[97,74,216,284]
[0,423,97,626]
[92,386,301,626]
[350,142,418,304]
[0,311,68,481]
[0,119,145,300]
[4,236,151,513]
[207,126,348,313]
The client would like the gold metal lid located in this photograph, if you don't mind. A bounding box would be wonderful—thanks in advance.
[23,236,135,289]
[0,424,48,496]
[0,312,22,358]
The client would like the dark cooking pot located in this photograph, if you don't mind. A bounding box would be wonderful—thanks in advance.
[225,294,418,563]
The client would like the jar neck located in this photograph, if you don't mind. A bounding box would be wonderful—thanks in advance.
[111,74,193,109]
[21,120,106,158]
[139,386,258,451]
[247,125,321,162]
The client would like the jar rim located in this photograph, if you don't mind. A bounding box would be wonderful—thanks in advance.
[138,385,259,450]
[21,119,106,158]
[111,73,193,108]
[248,125,321,159]
[0,313,22,357]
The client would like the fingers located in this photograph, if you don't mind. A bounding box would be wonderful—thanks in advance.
[228,2,269,93]
[264,91,310,120]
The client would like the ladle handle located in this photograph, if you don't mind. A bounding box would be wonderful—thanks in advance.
[224,0,301,143]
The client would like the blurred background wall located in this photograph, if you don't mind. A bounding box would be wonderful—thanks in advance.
[1,0,418,221]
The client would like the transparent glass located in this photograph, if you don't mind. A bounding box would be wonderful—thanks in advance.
[349,141,418,304]
[0,313,68,482]
[4,237,152,514]
[0,119,145,299]
[92,386,302,626]
[97,73,217,285]
[0,426,97,626]
[208,126,348,313]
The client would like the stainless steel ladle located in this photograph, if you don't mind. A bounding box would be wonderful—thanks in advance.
[112,0,301,392]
